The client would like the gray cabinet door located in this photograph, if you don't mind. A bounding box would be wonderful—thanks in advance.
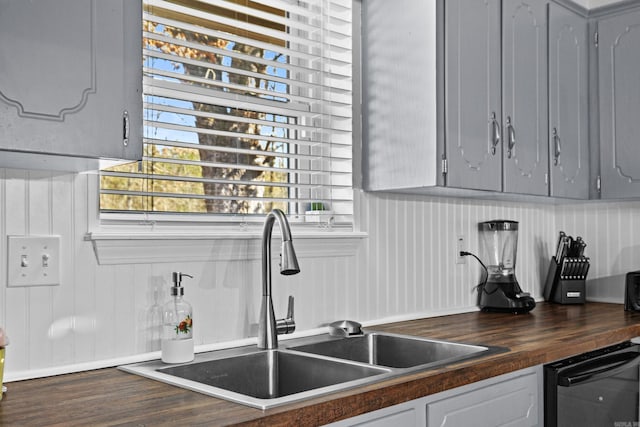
[502,0,549,196]
[548,3,589,199]
[0,0,142,164]
[444,0,502,192]
[427,370,539,427]
[598,9,640,198]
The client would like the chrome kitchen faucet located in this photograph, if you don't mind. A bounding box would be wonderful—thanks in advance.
[258,209,300,350]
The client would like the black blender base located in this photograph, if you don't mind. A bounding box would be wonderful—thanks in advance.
[480,302,536,314]
[478,286,537,313]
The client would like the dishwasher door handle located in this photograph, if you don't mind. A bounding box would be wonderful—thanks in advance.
[558,351,640,387]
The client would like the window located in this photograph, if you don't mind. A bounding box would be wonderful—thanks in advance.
[99,0,353,226]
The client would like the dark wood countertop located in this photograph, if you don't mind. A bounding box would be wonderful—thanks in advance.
[2,302,640,426]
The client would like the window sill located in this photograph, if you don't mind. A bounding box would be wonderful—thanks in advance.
[85,230,368,265]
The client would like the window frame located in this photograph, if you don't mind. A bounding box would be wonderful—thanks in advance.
[86,0,365,264]
[97,0,354,226]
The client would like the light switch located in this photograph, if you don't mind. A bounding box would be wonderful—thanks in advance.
[7,236,60,287]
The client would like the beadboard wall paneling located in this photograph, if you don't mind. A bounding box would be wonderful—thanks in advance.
[357,192,556,318]
[6,169,636,380]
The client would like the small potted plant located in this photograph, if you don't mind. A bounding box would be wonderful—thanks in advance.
[0,328,8,401]
[305,202,333,223]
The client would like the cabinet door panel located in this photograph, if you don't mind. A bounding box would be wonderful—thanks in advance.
[598,9,640,198]
[427,372,539,427]
[502,0,548,196]
[548,3,589,199]
[0,0,142,163]
[0,0,94,119]
[444,0,502,191]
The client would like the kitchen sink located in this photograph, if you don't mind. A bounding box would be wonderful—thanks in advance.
[159,350,388,400]
[120,346,391,409]
[288,332,490,369]
[120,332,504,409]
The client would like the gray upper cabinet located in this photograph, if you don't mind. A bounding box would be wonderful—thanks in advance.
[548,2,590,199]
[501,0,549,196]
[363,0,640,201]
[597,8,640,198]
[363,0,552,197]
[0,0,142,171]
[445,0,549,196]
[444,0,502,192]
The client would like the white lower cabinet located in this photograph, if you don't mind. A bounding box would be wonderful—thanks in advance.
[327,366,542,427]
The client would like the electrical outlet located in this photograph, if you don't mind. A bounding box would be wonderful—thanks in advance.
[456,235,466,265]
[7,236,60,287]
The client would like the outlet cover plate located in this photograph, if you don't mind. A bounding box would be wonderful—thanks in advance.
[7,236,60,287]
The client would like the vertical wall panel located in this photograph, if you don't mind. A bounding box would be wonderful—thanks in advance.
[132,264,152,353]
[71,173,96,363]
[94,265,116,359]
[4,171,29,373]
[51,174,75,365]
[0,169,5,328]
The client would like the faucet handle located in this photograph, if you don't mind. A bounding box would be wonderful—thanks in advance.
[286,295,294,319]
[276,295,295,335]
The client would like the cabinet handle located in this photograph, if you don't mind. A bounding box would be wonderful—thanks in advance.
[123,110,130,147]
[553,127,561,166]
[489,112,500,155]
[506,116,516,159]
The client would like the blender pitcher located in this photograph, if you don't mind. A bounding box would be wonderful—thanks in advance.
[479,220,519,281]
[477,220,536,313]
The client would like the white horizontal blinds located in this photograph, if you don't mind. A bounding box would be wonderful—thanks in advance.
[100,0,353,223]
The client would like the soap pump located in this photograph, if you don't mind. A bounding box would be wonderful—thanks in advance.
[161,272,194,363]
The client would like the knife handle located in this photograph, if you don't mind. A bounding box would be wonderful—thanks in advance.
[555,231,566,260]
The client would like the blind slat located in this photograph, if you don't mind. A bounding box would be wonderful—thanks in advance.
[143,102,351,136]
[139,156,351,178]
[145,121,352,150]
[144,0,345,51]
[143,31,353,84]
[101,170,353,190]
[143,61,353,107]
[143,135,353,163]
[144,79,353,120]
[101,189,353,204]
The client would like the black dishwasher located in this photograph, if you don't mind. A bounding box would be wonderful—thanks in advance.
[544,340,640,427]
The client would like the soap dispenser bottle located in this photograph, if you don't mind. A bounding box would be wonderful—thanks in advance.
[161,272,194,363]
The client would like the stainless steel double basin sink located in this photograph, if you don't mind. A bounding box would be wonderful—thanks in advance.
[120,331,504,409]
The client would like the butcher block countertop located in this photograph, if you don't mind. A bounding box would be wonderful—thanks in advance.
[2,302,640,426]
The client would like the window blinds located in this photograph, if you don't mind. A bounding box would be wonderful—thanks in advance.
[100,0,353,225]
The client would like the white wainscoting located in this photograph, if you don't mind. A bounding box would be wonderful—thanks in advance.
[3,168,634,380]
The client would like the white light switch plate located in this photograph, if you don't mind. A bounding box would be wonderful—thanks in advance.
[7,236,60,287]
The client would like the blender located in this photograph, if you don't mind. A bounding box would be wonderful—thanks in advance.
[477,220,536,313]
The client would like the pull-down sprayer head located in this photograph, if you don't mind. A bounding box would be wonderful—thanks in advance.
[280,240,300,275]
